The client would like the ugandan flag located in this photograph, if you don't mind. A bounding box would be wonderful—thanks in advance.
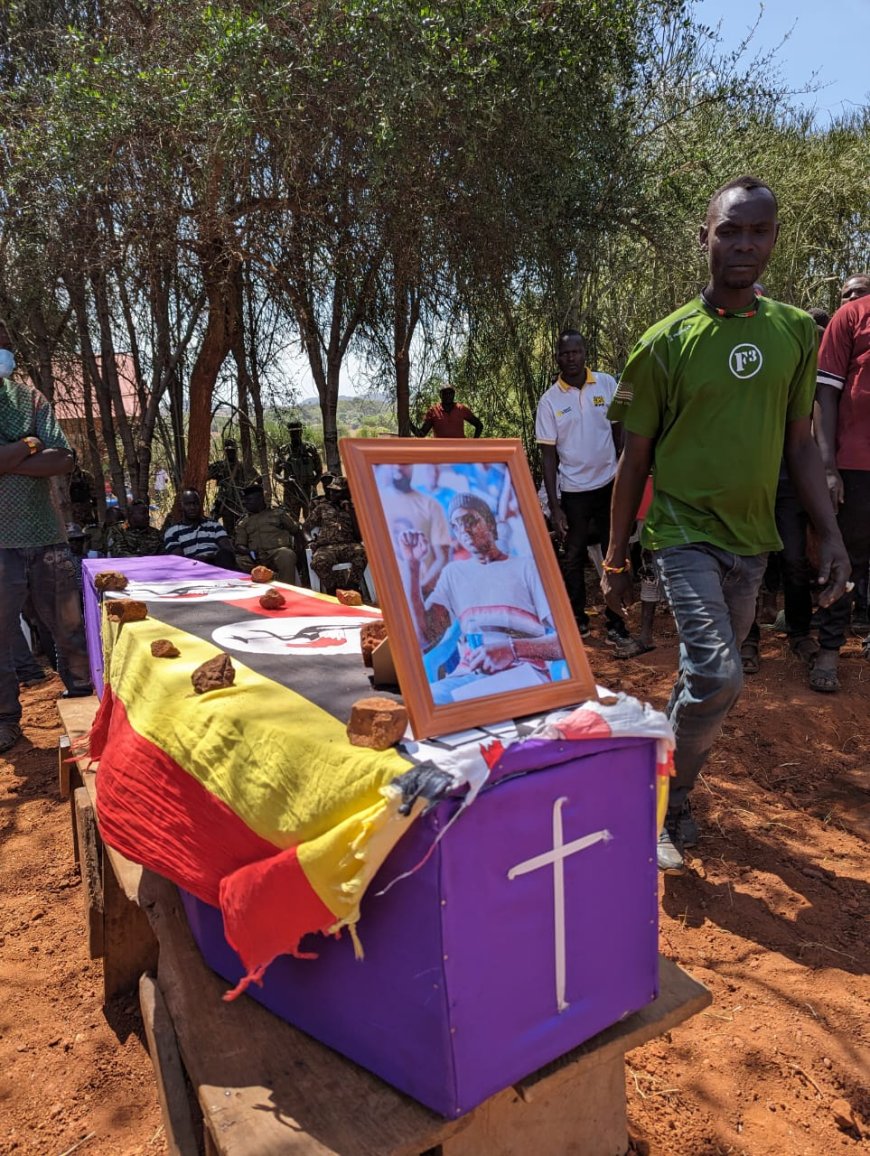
[88,579,425,998]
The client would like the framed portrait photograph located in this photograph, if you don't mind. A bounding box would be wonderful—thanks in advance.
[340,438,596,739]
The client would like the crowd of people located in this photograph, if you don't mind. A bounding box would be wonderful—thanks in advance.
[1,175,867,895]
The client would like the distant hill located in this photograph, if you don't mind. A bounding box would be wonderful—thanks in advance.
[300,394,389,405]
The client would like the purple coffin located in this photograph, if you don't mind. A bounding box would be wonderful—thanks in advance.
[81,556,240,696]
[181,734,659,1118]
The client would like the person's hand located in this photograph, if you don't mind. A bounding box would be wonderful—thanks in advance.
[398,529,430,564]
[550,508,569,540]
[825,467,844,512]
[466,641,515,673]
[814,531,851,607]
[601,568,635,616]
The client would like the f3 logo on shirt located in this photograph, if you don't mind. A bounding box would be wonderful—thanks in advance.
[729,343,763,379]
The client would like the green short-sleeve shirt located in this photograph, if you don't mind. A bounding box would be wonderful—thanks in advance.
[0,379,71,548]
[608,296,817,555]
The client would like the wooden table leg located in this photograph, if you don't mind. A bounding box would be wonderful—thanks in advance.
[73,786,104,959]
[102,852,158,1001]
[439,1051,628,1156]
[139,973,202,1156]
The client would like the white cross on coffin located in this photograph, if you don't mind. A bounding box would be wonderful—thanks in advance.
[507,796,611,1013]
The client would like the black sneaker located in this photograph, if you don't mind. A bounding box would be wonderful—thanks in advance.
[606,625,629,645]
[0,724,22,754]
[657,826,685,874]
[673,801,698,847]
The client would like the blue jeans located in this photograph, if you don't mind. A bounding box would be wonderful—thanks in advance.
[0,545,92,727]
[654,545,768,813]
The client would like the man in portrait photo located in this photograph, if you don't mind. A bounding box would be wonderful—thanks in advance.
[400,493,565,704]
[380,463,451,594]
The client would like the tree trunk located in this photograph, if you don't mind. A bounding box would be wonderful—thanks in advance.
[183,250,240,496]
[91,266,141,497]
[394,276,420,437]
[243,267,270,498]
[66,273,127,507]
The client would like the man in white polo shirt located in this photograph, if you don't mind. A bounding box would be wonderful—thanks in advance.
[537,329,639,653]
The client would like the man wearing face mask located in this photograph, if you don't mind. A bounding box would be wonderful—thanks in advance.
[0,324,93,754]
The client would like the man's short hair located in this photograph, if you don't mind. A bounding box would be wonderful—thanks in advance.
[707,176,778,219]
[66,522,85,539]
[447,492,496,529]
[129,497,149,510]
[242,482,264,496]
[223,437,237,447]
[557,328,586,349]
[287,421,303,432]
[806,307,830,330]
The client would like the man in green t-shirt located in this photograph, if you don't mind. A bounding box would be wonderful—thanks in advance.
[602,176,849,874]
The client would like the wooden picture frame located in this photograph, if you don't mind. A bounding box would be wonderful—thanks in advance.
[340,438,596,739]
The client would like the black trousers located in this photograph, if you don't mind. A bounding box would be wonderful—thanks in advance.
[745,471,814,645]
[816,468,870,650]
[560,483,624,631]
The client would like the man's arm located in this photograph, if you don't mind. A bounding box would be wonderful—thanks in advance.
[234,519,250,554]
[784,416,849,604]
[7,447,74,478]
[466,411,483,438]
[399,530,449,645]
[540,444,567,538]
[601,431,655,615]
[466,632,563,673]
[162,527,184,556]
[0,439,40,474]
[410,418,433,438]
[420,543,449,593]
[813,385,843,508]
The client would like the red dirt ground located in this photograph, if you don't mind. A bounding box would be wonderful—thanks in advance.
[1,607,868,1155]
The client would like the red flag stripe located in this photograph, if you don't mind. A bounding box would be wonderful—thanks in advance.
[94,692,288,906]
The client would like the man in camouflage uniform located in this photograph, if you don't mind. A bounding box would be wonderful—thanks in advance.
[274,422,323,520]
[234,482,299,584]
[68,450,97,526]
[83,505,122,557]
[304,478,367,596]
[107,499,163,557]
[207,437,257,535]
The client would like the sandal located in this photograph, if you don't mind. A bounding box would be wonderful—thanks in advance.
[808,654,840,693]
[790,636,819,664]
[740,641,760,675]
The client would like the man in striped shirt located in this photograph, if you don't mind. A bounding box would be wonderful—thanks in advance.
[163,489,236,569]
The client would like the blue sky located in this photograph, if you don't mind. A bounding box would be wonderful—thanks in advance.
[693,0,870,122]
